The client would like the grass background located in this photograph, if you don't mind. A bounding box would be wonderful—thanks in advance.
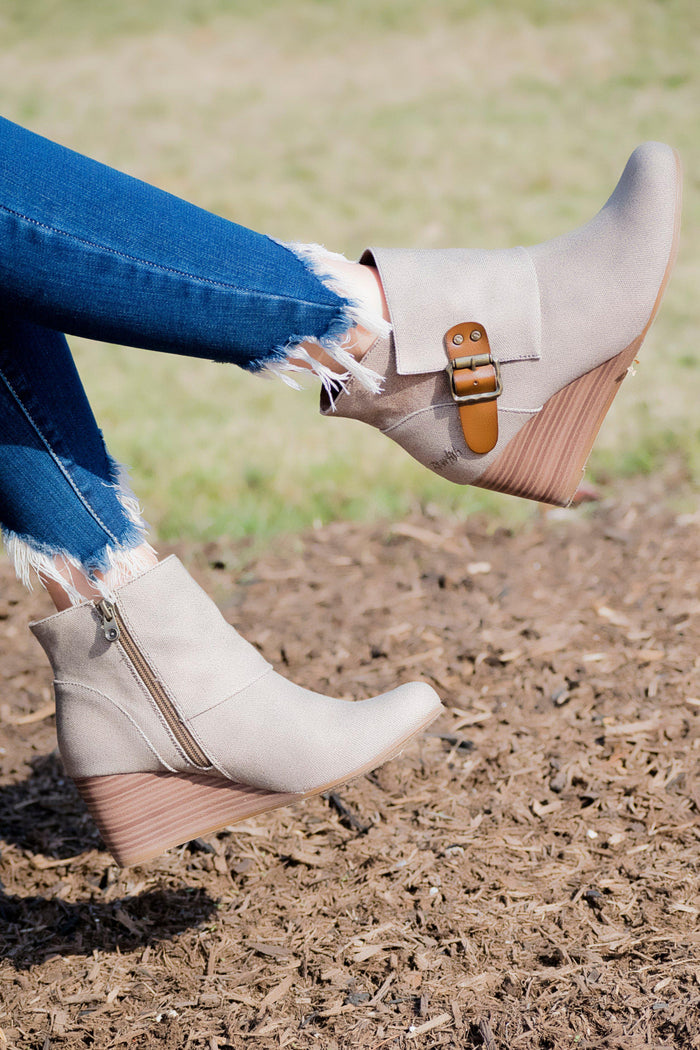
[0,0,697,543]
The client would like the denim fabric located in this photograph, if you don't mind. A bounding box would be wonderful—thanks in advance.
[0,311,144,568]
[0,116,352,576]
[0,116,350,368]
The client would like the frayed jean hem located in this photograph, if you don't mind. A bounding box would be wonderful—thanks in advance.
[255,241,390,400]
[2,454,153,606]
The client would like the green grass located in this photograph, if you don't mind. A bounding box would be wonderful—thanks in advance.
[0,0,697,542]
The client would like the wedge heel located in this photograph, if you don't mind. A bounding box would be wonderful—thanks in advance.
[73,701,442,866]
[76,771,298,867]
[476,338,642,506]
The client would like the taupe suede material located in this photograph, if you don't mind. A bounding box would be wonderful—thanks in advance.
[30,557,442,792]
[190,677,439,793]
[333,143,680,485]
[54,681,166,776]
[364,245,541,376]
[322,334,536,485]
[31,599,189,771]
[109,559,271,721]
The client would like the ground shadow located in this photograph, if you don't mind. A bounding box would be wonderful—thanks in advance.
[0,886,217,968]
[0,753,218,968]
[0,751,103,858]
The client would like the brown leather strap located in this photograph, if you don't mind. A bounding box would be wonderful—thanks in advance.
[444,322,501,455]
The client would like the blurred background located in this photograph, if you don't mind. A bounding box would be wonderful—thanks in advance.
[1,0,697,544]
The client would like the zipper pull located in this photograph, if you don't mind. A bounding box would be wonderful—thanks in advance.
[97,599,120,642]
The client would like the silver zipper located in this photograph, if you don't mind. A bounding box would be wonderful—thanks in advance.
[96,599,210,769]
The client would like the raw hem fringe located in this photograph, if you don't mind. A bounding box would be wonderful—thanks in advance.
[2,456,155,607]
[262,242,391,406]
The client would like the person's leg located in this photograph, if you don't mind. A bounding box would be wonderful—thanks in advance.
[0,117,679,862]
[0,115,389,602]
[0,310,156,609]
[0,115,387,394]
[0,118,682,596]
[0,118,682,515]
[0,227,440,866]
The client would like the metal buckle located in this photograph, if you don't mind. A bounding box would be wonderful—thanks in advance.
[446,353,503,405]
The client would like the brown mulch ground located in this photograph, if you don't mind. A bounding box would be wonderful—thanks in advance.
[0,467,698,1050]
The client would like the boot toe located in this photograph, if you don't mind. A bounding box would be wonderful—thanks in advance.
[188,673,442,794]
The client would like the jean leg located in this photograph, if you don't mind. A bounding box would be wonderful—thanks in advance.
[0,117,388,600]
[0,309,149,599]
[0,116,386,380]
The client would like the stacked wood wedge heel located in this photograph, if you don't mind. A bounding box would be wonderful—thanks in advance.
[76,706,439,867]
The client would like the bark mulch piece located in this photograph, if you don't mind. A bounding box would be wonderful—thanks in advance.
[0,469,698,1049]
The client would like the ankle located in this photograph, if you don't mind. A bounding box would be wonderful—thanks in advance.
[295,261,390,374]
[42,543,159,612]
[326,260,390,360]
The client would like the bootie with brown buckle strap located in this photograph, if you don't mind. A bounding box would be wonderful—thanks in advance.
[322,142,682,506]
[30,556,443,866]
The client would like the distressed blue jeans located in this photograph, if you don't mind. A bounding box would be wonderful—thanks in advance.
[0,116,379,596]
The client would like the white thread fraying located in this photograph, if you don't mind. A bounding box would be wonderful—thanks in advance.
[101,456,157,589]
[2,456,156,606]
[2,533,156,607]
[265,242,391,406]
[289,243,392,340]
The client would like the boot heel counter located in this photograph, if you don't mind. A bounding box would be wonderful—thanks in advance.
[54,681,165,779]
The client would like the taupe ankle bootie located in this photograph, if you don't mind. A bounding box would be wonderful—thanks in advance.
[323,142,682,506]
[30,557,442,865]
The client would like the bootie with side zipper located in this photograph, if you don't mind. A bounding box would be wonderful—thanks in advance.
[30,556,442,866]
[323,142,682,506]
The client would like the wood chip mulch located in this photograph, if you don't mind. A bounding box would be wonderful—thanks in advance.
[0,468,698,1049]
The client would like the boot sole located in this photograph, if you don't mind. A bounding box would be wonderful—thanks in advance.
[75,703,442,866]
[477,148,683,507]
